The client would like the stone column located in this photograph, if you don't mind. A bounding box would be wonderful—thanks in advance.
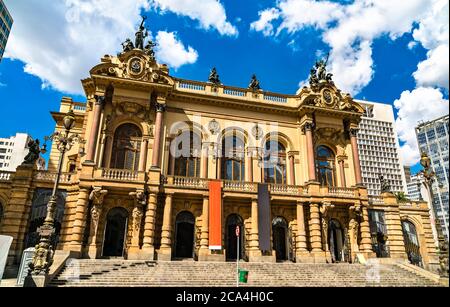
[338,157,347,187]
[289,154,296,185]
[70,188,91,255]
[198,196,210,260]
[103,134,113,168]
[86,96,104,162]
[151,103,166,169]
[360,205,375,256]
[303,122,316,182]
[142,193,158,260]
[97,134,106,168]
[350,128,363,185]
[159,194,173,260]
[248,198,262,261]
[138,138,149,172]
[309,203,325,262]
[246,148,254,182]
[296,202,309,261]
[201,144,209,178]
[217,157,222,180]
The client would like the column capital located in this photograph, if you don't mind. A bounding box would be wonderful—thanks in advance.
[155,103,167,113]
[337,155,348,162]
[94,95,105,106]
[301,121,315,133]
[288,151,299,157]
[349,128,359,137]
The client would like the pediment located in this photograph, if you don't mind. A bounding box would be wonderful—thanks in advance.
[89,50,175,87]
[300,82,364,114]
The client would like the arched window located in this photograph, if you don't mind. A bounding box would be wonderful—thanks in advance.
[110,124,142,171]
[264,141,287,184]
[222,134,245,181]
[402,220,423,267]
[316,145,336,187]
[173,131,201,177]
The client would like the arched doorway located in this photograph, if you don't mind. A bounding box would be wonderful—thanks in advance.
[328,219,345,263]
[103,208,129,257]
[272,217,288,261]
[402,220,423,267]
[226,214,244,261]
[174,211,195,259]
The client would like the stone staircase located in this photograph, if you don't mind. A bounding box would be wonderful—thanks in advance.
[48,260,442,287]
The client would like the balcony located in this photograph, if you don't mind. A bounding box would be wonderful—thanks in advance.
[327,187,359,198]
[165,176,209,190]
[94,168,146,183]
[163,176,363,201]
[33,171,74,184]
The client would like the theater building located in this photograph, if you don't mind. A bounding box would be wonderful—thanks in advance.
[0,29,439,272]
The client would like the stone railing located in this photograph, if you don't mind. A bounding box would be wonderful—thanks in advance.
[223,180,258,193]
[175,79,294,105]
[33,171,73,184]
[101,169,140,181]
[0,171,13,182]
[263,93,288,103]
[327,187,358,198]
[177,80,206,91]
[73,103,87,112]
[223,87,246,97]
[269,184,303,196]
[369,196,385,205]
[166,176,209,189]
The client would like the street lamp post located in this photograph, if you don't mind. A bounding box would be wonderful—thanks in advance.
[419,152,449,278]
[27,110,83,281]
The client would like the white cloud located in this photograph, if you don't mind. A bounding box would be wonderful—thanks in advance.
[250,0,441,95]
[394,87,449,165]
[250,8,280,36]
[156,31,198,69]
[411,0,449,89]
[3,0,236,95]
[150,0,238,36]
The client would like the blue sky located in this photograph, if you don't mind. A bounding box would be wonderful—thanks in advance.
[0,0,448,173]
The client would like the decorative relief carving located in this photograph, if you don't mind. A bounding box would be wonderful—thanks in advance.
[129,190,146,233]
[89,187,108,241]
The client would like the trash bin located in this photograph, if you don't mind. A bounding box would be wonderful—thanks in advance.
[238,269,249,284]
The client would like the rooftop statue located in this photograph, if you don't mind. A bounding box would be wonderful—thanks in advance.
[144,40,157,58]
[208,67,221,85]
[122,38,135,52]
[309,53,334,88]
[22,139,43,166]
[135,16,149,50]
[379,174,392,193]
[248,74,261,91]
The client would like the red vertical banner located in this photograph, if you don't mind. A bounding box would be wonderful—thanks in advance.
[209,180,222,250]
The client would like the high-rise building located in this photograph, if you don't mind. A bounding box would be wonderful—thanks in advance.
[404,165,412,183]
[0,133,33,171]
[416,115,449,240]
[356,100,408,197]
[0,0,13,62]
[407,174,423,201]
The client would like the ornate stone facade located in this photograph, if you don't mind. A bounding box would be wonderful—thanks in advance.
[0,32,440,273]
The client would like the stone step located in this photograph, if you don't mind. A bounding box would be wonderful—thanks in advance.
[48,260,442,287]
